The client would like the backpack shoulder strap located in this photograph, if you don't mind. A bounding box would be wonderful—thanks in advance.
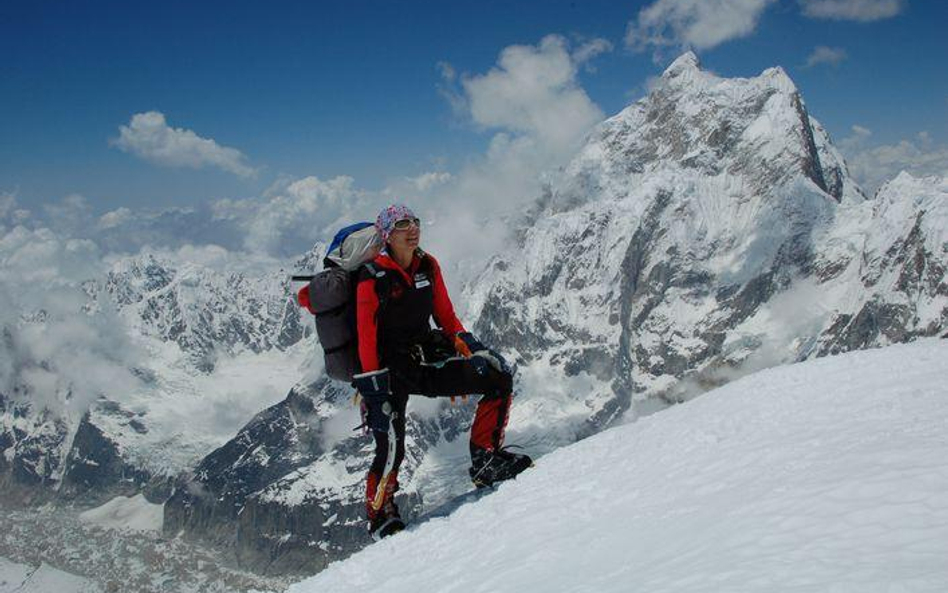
[360,263,391,313]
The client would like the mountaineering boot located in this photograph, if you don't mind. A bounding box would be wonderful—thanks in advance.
[368,498,405,541]
[468,446,533,488]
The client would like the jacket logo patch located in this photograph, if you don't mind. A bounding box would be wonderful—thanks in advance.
[414,274,431,289]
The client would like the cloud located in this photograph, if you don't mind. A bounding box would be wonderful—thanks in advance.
[840,127,948,194]
[626,0,778,60]
[0,225,103,284]
[799,0,904,21]
[573,38,615,70]
[112,111,256,177]
[42,193,96,236]
[98,207,134,230]
[804,45,848,68]
[437,61,456,83]
[0,225,144,418]
[406,171,454,193]
[420,35,611,283]
[850,124,872,138]
[213,174,379,256]
[0,191,15,220]
[437,62,468,117]
[460,34,605,159]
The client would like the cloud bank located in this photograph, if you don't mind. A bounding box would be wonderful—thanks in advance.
[112,111,256,177]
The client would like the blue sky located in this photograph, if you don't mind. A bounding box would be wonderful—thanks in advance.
[2,0,946,216]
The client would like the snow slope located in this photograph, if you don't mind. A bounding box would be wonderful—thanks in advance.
[78,493,163,532]
[289,338,948,593]
[0,559,101,593]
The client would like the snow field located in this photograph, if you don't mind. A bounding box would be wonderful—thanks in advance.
[0,559,101,593]
[289,339,948,593]
[78,493,164,533]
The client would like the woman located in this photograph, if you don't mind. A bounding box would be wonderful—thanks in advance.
[351,204,532,540]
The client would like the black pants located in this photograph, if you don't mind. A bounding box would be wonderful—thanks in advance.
[365,355,513,515]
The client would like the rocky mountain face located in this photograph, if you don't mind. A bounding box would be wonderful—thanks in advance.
[468,51,944,418]
[95,253,307,372]
[812,172,947,354]
[3,53,946,579]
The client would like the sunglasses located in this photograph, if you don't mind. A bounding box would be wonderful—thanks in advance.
[392,217,421,230]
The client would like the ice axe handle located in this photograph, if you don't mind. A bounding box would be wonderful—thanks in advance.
[291,275,316,282]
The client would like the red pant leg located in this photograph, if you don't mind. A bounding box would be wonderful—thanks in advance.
[470,393,512,451]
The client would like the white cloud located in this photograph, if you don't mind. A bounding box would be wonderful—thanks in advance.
[573,38,615,70]
[0,225,103,284]
[850,124,872,138]
[840,127,948,194]
[98,207,133,230]
[799,0,904,21]
[804,46,848,68]
[112,111,256,177]
[437,62,468,116]
[1,34,610,303]
[407,171,454,193]
[213,175,378,256]
[418,35,611,282]
[0,225,144,417]
[419,35,609,276]
[461,34,605,159]
[626,0,777,59]
[43,193,95,236]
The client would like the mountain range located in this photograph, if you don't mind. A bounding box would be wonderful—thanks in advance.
[1,52,945,580]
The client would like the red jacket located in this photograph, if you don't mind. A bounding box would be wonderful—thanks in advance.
[356,250,465,372]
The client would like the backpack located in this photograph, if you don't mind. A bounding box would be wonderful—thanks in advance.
[294,223,387,382]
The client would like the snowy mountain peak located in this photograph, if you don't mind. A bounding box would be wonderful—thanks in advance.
[544,54,851,215]
[661,50,701,77]
[760,65,798,94]
[880,170,948,199]
[470,56,943,429]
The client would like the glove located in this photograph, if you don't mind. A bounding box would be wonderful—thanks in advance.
[352,369,393,432]
[352,368,391,397]
[453,331,482,357]
[454,332,511,376]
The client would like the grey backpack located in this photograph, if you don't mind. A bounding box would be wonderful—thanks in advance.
[295,223,383,381]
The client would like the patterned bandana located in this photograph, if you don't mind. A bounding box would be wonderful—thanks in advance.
[375,203,417,243]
